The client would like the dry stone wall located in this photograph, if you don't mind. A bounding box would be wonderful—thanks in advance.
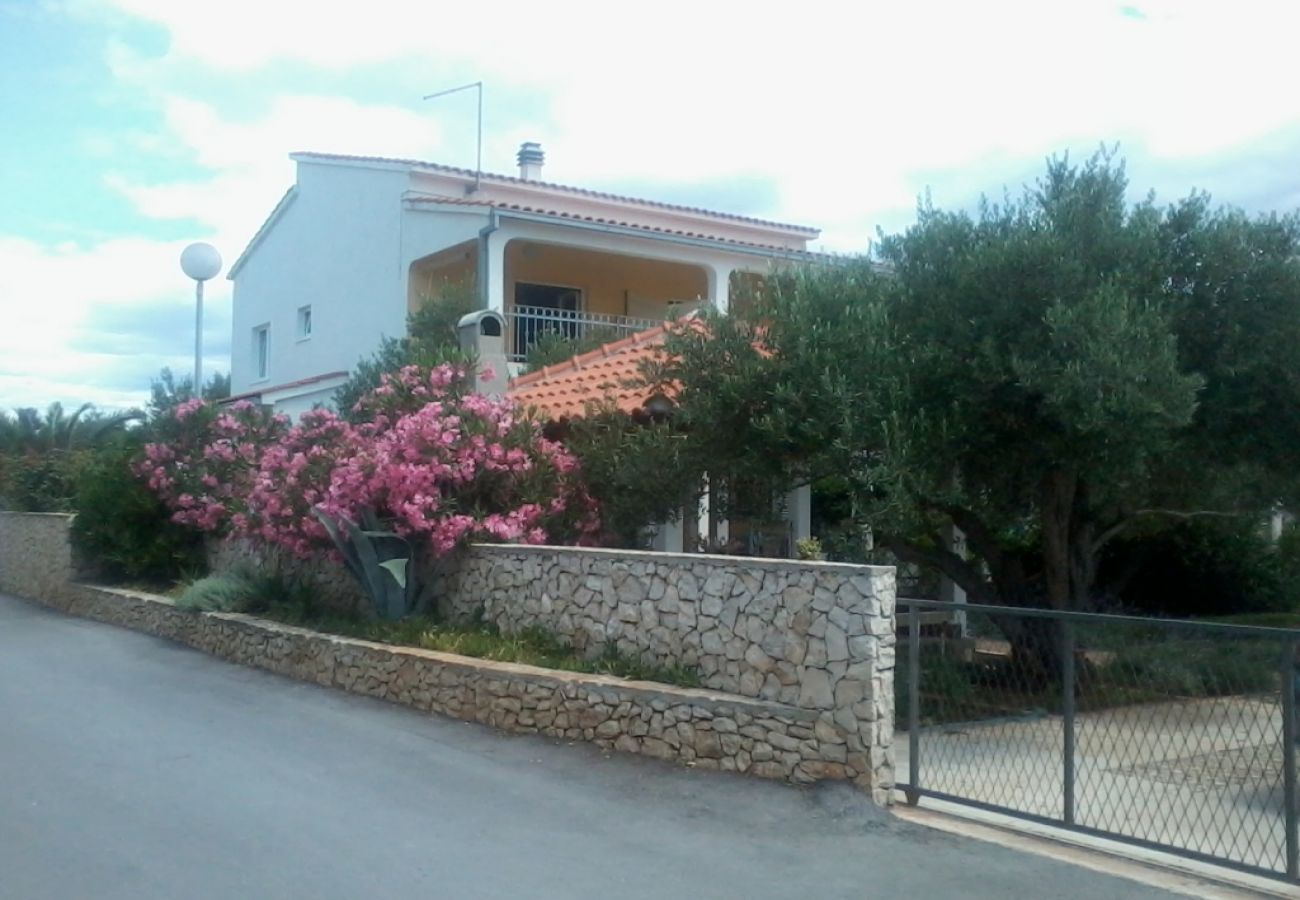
[440,545,896,798]
[0,512,78,605]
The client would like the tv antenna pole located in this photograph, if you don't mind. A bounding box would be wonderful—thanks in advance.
[422,81,483,193]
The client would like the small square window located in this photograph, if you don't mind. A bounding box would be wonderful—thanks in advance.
[297,305,312,340]
[254,325,269,380]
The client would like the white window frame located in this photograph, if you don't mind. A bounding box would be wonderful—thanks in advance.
[296,305,313,341]
[253,324,270,381]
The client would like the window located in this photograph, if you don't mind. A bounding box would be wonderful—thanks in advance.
[254,325,269,380]
[297,305,312,340]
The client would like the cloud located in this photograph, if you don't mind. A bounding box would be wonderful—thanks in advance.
[92,0,1300,246]
[0,235,229,410]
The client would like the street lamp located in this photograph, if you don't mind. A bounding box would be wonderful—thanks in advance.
[180,242,222,393]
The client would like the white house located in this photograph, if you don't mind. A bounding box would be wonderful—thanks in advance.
[226,143,821,417]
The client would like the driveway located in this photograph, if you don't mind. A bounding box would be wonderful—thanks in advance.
[0,593,1181,900]
[895,696,1287,875]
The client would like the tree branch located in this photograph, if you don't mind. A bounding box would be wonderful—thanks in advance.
[880,534,996,606]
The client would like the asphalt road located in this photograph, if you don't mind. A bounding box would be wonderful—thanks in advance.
[0,593,1179,899]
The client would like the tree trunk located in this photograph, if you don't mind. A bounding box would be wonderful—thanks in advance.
[1040,468,1077,612]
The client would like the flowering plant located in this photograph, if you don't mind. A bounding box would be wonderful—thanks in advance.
[136,399,287,533]
[139,364,599,616]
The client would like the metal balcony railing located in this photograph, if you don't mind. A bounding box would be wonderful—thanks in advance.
[505,305,676,362]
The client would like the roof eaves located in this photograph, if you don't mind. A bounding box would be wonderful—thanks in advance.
[291,150,820,236]
[492,207,821,260]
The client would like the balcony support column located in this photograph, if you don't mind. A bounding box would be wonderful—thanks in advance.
[707,264,733,315]
[478,223,507,314]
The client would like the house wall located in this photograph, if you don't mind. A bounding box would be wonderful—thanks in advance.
[505,241,709,318]
[231,163,414,396]
[407,242,477,314]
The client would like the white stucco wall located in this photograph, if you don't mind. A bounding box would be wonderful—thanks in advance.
[229,163,413,396]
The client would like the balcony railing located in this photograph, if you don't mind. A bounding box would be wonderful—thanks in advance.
[505,305,676,362]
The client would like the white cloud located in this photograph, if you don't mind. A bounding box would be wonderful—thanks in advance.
[0,236,228,409]
[92,0,1300,244]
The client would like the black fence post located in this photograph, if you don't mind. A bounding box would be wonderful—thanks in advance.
[907,601,921,806]
[1061,620,1076,826]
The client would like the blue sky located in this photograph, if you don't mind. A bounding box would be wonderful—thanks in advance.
[2,0,1299,411]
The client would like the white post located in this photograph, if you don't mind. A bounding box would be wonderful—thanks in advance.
[180,242,222,394]
[481,231,507,314]
[193,279,204,390]
[938,524,968,636]
[784,484,812,558]
[697,475,729,551]
[697,476,711,550]
[651,517,685,553]
[708,264,733,315]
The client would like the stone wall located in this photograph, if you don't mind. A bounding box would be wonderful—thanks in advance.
[22,582,864,790]
[440,545,896,799]
[0,512,78,605]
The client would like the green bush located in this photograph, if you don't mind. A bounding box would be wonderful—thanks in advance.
[0,450,80,511]
[177,573,255,612]
[521,326,623,373]
[70,440,205,585]
[177,564,316,615]
[1103,637,1278,698]
[1098,518,1297,616]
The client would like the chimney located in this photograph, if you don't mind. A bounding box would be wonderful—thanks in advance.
[456,310,510,398]
[517,142,544,181]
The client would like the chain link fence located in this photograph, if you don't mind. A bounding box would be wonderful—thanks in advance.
[897,598,1299,883]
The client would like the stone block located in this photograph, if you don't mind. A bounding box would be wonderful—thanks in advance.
[825,623,849,662]
[798,669,834,709]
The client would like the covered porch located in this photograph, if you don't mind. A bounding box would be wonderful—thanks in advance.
[408,226,767,363]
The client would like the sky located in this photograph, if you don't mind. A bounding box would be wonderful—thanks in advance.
[2,0,1299,412]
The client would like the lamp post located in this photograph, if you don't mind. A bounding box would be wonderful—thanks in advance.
[180,242,222,393]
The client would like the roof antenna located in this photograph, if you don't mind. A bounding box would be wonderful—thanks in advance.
[422,81,483,194]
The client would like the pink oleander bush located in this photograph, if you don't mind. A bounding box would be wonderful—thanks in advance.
[137,364,599,563]
[138,398,288,532]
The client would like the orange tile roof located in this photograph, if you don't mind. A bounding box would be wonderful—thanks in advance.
[508,321,682,422]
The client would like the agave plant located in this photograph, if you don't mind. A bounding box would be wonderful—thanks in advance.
[312,507,421,620]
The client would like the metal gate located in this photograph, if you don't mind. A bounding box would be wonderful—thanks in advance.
[896,598,1300,883]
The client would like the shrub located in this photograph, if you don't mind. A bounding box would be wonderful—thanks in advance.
[522,326,623,373]
[1097,517,1297,616]
[0,451,80,512]
[177,573,255,612]
[142,363,600,619]
[177,564,316,615]
[71,439,205,584]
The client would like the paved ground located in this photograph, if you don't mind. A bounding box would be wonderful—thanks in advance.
[0,594,1183,900]
[896,696,1288,875]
